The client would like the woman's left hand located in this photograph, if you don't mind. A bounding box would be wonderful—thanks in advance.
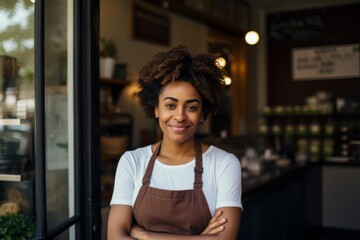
[130,224,147,240]
[201,210,227,235]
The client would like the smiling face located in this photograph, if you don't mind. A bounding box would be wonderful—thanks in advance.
[155,81,203,144]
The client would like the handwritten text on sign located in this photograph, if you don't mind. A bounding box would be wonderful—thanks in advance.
[292,44,360,81]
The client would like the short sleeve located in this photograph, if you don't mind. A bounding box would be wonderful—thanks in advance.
[216,154,243,210]
[110,151,135,206]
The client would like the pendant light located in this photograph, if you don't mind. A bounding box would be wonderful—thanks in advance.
[245,30,259,45]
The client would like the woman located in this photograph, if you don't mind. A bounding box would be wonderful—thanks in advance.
[107,45,243,239]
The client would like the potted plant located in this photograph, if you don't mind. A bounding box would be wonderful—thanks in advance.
[100,38,117,78]
[0,213,36,240]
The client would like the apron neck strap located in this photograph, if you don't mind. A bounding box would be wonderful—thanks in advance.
[142,142,161,185]
[141,139,204,189]
[193,139,203,189]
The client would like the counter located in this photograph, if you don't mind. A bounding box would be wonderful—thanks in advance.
[238,160,360,240]
[242,160,360,199]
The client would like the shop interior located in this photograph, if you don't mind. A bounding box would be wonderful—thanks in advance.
[0,0,360,239]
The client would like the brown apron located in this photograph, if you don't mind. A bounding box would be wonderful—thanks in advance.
[132,140,212,235]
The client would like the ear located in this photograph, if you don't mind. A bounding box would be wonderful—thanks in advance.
[200,114,205,123]
[154,106,159,118]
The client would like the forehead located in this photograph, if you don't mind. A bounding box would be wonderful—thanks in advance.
[159,81,201,100]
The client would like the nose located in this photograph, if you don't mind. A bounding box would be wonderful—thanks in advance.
[174,107,186,122]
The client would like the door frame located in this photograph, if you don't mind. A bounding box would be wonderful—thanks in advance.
[34,0,101,238]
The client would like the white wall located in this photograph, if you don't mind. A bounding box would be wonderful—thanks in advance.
[100,0,208,147]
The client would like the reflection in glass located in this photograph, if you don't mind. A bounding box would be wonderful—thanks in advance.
[44,0,75,238]
[53,227,73,240]
[0,1,36,239]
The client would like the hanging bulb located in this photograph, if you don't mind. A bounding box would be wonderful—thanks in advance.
[224,76,232,85]
[245,31,260,45]
[215,57,226,68]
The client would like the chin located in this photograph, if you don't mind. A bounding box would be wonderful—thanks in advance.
[167,135,195,144]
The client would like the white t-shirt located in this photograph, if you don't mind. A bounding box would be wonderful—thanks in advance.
[110,145,243,216]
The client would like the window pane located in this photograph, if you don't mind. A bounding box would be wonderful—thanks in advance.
[44,0,75,236]
[53,226,73,240]
[0,0,36,239]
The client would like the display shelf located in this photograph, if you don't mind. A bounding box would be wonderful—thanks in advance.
[100,77,130,110]
[259,109,360,163]
[0,171,34,182]
[0,118,22,125]
[99,103,133,202]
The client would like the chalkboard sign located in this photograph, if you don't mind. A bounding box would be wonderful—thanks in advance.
[292,44,360,81]
[269,12,324,41]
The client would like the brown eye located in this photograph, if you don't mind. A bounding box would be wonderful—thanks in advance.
[186,105,198,112]
[165,103,176,110]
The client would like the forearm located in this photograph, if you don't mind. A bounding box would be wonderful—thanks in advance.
[112,234,136,240]
[143,232,222,240]
[132,208,240,240]
[107,205,137,240]
[108,229,137,240]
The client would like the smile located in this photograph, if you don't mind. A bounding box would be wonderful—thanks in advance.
[169,125,189,131]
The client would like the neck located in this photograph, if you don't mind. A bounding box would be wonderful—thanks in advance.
[157,137,197,165]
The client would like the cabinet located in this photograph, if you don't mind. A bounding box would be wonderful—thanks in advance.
[238,166,320,240]
[99,78,132,202]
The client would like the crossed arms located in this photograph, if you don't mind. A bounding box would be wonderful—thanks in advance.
[107,204,241,240]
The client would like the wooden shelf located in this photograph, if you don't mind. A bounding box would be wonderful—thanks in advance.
[0,171,34,182]
[99,78,132,203]
[0,118,22,125]
[100,78,131,108]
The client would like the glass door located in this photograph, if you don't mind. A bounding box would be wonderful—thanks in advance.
[41,0,76,238]
[1,0,100,239]
[34,0,101,239]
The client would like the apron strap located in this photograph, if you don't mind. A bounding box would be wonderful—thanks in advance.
[142,142,161,185]
[193,139,203,189]
[142,139,204,189]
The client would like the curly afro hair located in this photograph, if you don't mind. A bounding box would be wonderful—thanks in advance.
[137,45,226,120]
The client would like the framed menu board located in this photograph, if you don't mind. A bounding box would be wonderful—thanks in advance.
[292,44,360,81]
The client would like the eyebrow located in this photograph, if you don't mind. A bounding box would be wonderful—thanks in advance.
[163,97,201,104]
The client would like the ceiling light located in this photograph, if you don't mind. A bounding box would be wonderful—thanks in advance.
[245,31,259,45]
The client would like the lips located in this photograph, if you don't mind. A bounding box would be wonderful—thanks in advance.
[169,124,189,132]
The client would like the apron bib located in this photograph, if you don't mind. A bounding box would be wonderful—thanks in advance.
[132,140,212,235]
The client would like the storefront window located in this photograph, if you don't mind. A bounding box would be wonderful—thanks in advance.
[0,0,36,239]
[1,0,76,239]
[44,0,75,237]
